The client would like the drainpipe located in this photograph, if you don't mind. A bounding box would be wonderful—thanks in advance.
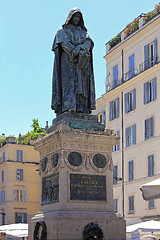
[121,92,125,217]
[121,49,125,217]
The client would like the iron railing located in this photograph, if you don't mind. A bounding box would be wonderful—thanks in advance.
[105,57,159,92]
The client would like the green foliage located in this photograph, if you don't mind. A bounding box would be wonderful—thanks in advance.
[124,18,139,37]
[109,33,121,49]
[0,136,6,147]
[144,3,160,24]
[17,119,46,145]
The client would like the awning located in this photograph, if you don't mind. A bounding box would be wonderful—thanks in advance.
[140,179,160,200]
[127,220,160,233]
[0,223,28,238]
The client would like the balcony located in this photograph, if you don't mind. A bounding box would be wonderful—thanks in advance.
[105,57,159,92]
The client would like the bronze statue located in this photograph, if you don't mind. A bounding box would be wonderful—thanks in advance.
[51,7,95,116]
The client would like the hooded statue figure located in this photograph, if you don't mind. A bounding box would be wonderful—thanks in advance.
[51,7,96,116]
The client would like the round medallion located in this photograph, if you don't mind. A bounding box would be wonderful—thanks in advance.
[52,153,59,168]
[83,222,104,240]
[93,154,106,168]
[68,152,82,166]
[42,157,48,172]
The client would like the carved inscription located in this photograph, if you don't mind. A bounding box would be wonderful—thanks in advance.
[42,173,59,204]
[70,174,106,201]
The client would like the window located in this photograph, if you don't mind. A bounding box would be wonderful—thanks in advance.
[129,54,135,79]
[15,212,27,223]
[1,170,4,182]
[144,39,157,70]
[114,198,118,212]
[125,89,136,113]
[148,154,154,177]
[0,190,5,203]
[126,124,136,147]
[16,150,23,162]
[148,199,155,210]
[98,112,105,124]
[129,196,134,214]
[128,160,134,181]
[109,98,119,120]
[2,213,5,225]
[145,116,154,140]
[2,152,5,162]
[113,165,118,185]
[16,169,24,181]
[13,190,27,202]
[144,78,157,104]
[113,131,120,152]
[113,65,118,88]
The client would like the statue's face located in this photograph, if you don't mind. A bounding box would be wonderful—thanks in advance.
[71,12,81,26]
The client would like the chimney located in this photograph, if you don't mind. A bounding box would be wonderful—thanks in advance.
[45,121,49,130]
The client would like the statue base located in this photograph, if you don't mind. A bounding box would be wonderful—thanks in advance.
[29,116,126,240]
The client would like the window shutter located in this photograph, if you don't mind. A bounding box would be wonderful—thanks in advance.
[126,127,129,147]
[150,116,154,138]
[13,190,17,202]
[22,190,27,202]
[113,65,118,88]
[20,150,23,162]
[16,150,19,161]
[144,44,149,70]
[23,213,27,223]
[2,152,5,162]
[144,82,147,104]
[153,38,157,65]
[133,89,136,110]
[152,155,154,176]
[125,93,128,113]
[116,98,119,118]
[109,101,112,121]
[15,213,18,223]
[133,124,136,144]
[117,131,120,150]
[153,77,157,101]
[129,54,135,79]
[145,119,148,140]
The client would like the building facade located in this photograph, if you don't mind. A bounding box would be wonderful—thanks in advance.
[0,136,40,225]
[93,8,160,225]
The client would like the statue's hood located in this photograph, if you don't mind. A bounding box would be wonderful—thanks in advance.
[63,7,87,31]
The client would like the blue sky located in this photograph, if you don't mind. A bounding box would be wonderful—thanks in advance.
[0,0,157,136]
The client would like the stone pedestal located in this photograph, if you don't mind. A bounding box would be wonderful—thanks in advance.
[29,114,126,240]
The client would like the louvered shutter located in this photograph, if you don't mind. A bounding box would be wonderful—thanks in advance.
[13,190,17,201]
[153,38,157,65]
[145,119,149,140]
[117,131,120,150]
[133,89,136,110]
[23,213,27,223]
[144,82,147,104]
[150,116,154,138]
[116,98,119,118]
[125,93,128,113]
[153,77,157,101]
[109,101,112,121]
[129,54,135,79]
[113,65,118,88]
[144,44,149,70]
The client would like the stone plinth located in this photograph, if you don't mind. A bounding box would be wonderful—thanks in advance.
[29,116,125,240]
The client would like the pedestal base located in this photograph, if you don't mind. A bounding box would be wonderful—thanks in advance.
[29,210,126,240]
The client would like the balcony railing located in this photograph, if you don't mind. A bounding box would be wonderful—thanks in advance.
[105,57,159,92]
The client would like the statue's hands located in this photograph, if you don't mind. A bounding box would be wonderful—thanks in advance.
[72,46,81,58]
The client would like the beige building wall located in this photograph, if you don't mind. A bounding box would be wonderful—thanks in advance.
[93,14,160,225]
[0,139,40,225]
